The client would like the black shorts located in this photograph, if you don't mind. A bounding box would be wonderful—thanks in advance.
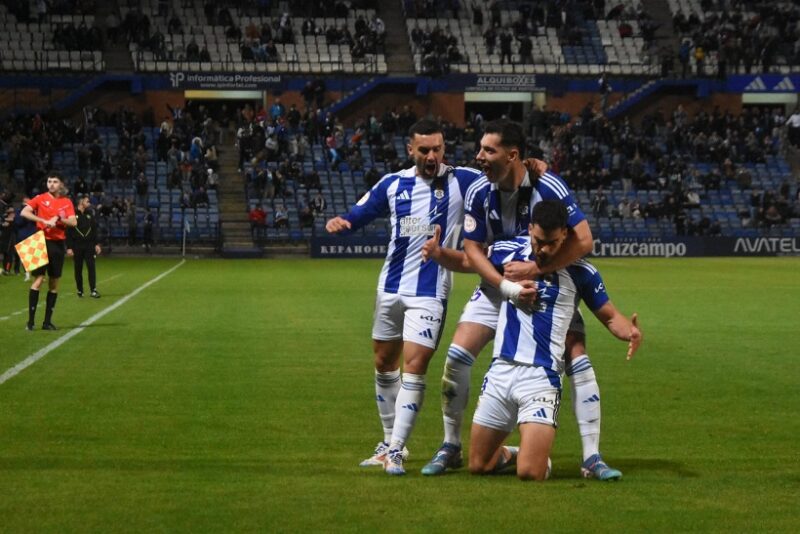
[32,239,66,279]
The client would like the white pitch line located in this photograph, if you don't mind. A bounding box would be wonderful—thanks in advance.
[0,273,125,322]
[0,260,185,386]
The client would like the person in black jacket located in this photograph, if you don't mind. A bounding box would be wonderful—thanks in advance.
[66,195,101,298]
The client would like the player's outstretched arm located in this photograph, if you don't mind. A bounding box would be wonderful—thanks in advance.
[592,303,642,360]
[325,216,352,234]
[422,225,471,272]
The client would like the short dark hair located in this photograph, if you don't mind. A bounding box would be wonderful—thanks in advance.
[46,170,63,181]
[531,200,568,231]
[482,119,526,158]
[408,118,442,139]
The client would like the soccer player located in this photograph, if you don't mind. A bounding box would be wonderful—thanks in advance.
[325,119,489,476]
[468,200,641,480]
[21,172,77,330]
[422,119,621,481]
[66,194,101,298]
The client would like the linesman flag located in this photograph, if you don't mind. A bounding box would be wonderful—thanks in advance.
[15,230,49,272]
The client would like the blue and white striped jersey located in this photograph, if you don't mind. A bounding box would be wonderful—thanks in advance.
[463,170,585,244]
[488,237,609,384]
[343,164,483,299]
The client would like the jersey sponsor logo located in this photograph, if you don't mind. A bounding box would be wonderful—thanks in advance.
[419,314,442,323]
[396,190,411,201]
[594,283,605,293]
[418,328,434,339]
[43,201,50,207]
[356,191,370,206]
[399,216,436,237]
[488,209,500,220]
[464,214,477,233]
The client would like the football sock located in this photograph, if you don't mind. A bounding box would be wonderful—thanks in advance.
[567,354,601,461]
[389,373,426,450]
[442,344,476,446]
[44,291,58,324]
[374,369,401,443]
[28,289,39,325]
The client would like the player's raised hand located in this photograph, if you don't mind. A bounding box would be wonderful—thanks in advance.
[421,224,442,262]
[503,260,541,282]
[627,313,641,360]
[523,158,548,178]
[325,216,351,234]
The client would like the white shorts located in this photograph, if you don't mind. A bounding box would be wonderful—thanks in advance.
[457,284,503,330]
[372,291,447,350]
[472,359,562,433]
[458,284,585,335]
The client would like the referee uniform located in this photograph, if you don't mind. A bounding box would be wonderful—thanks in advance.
[67,196,100,298]
[22,175,76,331]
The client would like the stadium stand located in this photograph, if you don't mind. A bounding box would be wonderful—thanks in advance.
[0,3,105,72]
[402,0,655,75]
[0,0,798,254]
[124,0,387,74]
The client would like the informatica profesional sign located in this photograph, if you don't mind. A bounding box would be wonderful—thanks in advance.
[168,72,282,90]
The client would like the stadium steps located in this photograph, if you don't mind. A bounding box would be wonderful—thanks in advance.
[640,0,681,52]
[94,0,132,73]
[217,148,260,255]
[380,0,416,75]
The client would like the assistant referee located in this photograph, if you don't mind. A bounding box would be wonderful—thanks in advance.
[21,172,77,331]
[67,194,101,298]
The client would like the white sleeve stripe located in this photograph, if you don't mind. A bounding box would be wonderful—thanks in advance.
[540,174,569,198]
[465,177,489,207]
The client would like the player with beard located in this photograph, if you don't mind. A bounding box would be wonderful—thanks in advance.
[325,119,487,475]
[421,120,623,481]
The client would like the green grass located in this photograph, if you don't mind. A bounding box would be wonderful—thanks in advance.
[1,257,799,533]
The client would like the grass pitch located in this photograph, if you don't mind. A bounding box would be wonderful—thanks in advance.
[0,257,798,533]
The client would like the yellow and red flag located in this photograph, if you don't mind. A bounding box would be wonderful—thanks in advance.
[15,231,49,272]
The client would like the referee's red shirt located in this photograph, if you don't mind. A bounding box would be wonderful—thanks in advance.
[26,193,75,241]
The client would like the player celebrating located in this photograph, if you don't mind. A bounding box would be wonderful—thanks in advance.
[468,200,641,480]
[21,172,77,330]
[422,119,621,481]
[325,119,489,476]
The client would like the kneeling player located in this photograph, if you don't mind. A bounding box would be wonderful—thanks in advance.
[468,200,641,480]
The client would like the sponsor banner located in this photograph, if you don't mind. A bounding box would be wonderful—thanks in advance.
[465,74,541,92]
[311,236,388,258]
[728,74,800,93]
[590,237,800,257]
[167,72,282,89]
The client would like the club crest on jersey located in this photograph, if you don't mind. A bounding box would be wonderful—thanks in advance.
[519,204,529,216]
[464,214,477,233]
[434,188,444,200]
[356,191,370,206]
